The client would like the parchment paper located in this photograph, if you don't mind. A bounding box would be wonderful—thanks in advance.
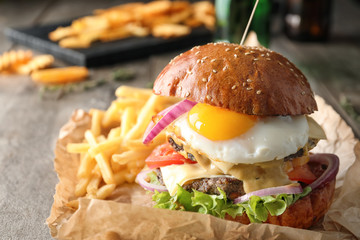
[47,96,360,240]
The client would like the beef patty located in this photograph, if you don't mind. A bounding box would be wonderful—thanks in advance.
[154,168,245,200]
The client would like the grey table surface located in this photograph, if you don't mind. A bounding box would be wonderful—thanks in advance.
[0,0,359,239]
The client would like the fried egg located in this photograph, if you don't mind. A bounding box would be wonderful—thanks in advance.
[172,103,309,164]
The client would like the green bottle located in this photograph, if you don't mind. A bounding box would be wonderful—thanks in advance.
[215,0,271,47]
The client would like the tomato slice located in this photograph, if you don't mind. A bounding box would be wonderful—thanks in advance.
[287,164,316,184]
[145,143,196,169]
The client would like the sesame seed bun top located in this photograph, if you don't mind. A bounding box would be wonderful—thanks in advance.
[153,43,317,116]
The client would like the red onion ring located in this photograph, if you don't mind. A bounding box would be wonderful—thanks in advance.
[136,169,168,192]
[233,184,303,204]
[143,99,197,144]
[308,153,339,190]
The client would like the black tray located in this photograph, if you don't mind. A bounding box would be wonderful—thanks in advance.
[5,21,213,67]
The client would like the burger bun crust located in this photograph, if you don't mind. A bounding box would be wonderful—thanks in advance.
[153,43,317,116]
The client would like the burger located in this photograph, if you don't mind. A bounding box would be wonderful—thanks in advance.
[136,43,339,229]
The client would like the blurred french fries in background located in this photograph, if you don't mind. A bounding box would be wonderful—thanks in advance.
[31,66,89,84]
[49,0,215,48]
[66,86,181,203]
[15,55,54,75]
[0,50,32,72]
[0,50,55,75]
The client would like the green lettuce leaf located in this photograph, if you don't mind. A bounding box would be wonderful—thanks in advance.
[152,185,312,223]
[147,171,161,185]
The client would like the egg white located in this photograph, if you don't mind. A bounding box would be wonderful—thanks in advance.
[172,114,309,164]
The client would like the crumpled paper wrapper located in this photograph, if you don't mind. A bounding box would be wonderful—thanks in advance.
[47,96,360,240]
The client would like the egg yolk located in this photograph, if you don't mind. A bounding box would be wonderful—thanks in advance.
[187,103,258,141]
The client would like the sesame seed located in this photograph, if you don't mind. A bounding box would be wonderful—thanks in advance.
[246,87,253,91]
[225,48,230,52]
[196,59,201,63]
[266,53,270,56]
[235,47,240,50]
[300,75,304,78]
[202,56,208,60]
[253,58,258,61]
[234,54,238,58]
[300,81,305,85]
[195,51,200,55]
[307,106,311,111]
[256,90,262,95]
[295,73,299,78]
[301,91,306,95]
[201,60,204,63]
[223,66,228,71]
[231,85,237,90]
[178,86,182,90]
[187,70,192,74]
[260,54,265,57]
[290,68,294,72]
[278,61,283,66]
[266,58,271,61]
[246,79,252,83]
[206,95,211,100]
[185,92,190,97]
[245,52,251,55]
[211,59,216,62]
[212,69,217,73]
[250,50,254,53]
[242,82,246,87]
[202,78,207,82]
[180,53,183,56]
[286,61,290,65]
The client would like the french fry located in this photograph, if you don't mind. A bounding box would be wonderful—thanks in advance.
[0,50,32,72]
[59,36,91,48]
[88,137,122,157]
[114,171,126,185]
[86,174,102,194]
[90,110,104,137]
[102,101,121,129]
[124,172,136,183]
[96,184,116,199]
[114,98,145,109]
[67,143,90,153]
[31,66,89,84]
[107,127,122,140]
[112,150,151,165]
[77,153,96,178]
[99,27,132,42]
[85,130,115,184]
[124,94,162,141]
[115,86,152,99]
[49,26,76,41]
[152,23,191,39]
[120,107,136,139]
[14,54,53,74]
[75,177,91,197]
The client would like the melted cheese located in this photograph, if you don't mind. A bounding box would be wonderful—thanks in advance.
[161,164,222,196]
[161,116,325,196]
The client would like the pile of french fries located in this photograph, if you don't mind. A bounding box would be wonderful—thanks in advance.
[49,1,215,48]
[66,86,180,206]
[0,49,89,84]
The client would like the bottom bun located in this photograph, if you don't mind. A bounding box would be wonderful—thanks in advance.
[225,179,336,228]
